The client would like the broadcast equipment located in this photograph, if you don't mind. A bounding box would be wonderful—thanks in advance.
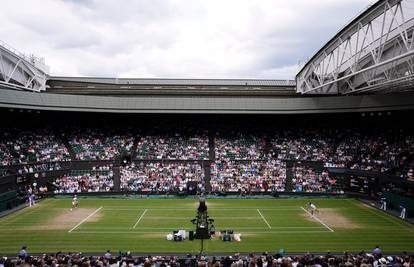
[189,231,195,240]
[222,234,231,242]
[190,195,214,258]
[173,234,183,241]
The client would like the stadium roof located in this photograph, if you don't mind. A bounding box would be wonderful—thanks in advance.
[46,76,297,96]
[48,76,296,87]
[296,0,414,95]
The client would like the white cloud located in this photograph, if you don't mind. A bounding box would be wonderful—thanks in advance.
[0,0,374,79]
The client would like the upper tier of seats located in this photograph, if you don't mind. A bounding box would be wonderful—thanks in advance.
[0,127,413,175]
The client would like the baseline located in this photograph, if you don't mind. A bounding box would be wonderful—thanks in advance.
[257,209,272,229]
[300,207,334,232]
[133,209,148,229]
[68,206,102,233]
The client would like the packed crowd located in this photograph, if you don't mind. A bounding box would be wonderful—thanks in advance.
[215,133,269,160]
[328,131,413,172]
[121,162,204,193]
[214,129,413,172]
[271,129,336,162]
[5,246,413,267]
[0,127,412,175]
[53,165,114,193]
[136,133,209,160]
[210,160,286,193]
[68,129,134,160]
[292,165,338,193]
[0,130,71,166]
[270,129,414,172]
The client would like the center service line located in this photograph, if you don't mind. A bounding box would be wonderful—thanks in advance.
[257,209,271,229]
[133,209,148,229]
[300,207,334,232]
[68,206,102,233]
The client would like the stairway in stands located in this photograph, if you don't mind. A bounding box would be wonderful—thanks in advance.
[208,134,216,161]
[204,133,216,193]
[113,166,121,191]
[203,162,211,192]
[264,136,272,156]
[59,134,76,161]
[284,161,294,192]
[130,136,139,160]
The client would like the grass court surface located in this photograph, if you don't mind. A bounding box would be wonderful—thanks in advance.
[0,198,413,253]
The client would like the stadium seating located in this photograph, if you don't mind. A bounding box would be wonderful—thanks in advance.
[0,129,70,165]
[68,129,134,160]
[135,134,209,160]
[215,133,269,160]
[210,160,286,193]
[53,165,114,193]
[120,162,204,193]
[271,129,335,162]
[0,126,413,194]
[292,165,338,193]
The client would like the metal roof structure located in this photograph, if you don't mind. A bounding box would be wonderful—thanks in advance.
[0,40,49,92]
[296,0,414,95]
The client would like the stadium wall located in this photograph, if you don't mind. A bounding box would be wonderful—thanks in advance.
[1,87,414,113]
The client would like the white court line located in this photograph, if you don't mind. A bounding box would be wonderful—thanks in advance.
[79,226,324,230]
[232,230,331,234]
[133,226,271,230]
[257,209,271,229]
[300,207,334,232]
[133,209,148,229]
[68,206,102,233]
[103,207,302,210]
[70,230,331,234]
[142,216,262,220]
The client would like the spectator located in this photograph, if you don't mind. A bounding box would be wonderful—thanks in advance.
[2,250,412,267]
[373,245,381,257]
[18,246,28,258]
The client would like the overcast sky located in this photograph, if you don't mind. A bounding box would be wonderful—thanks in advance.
[1,0,374,79]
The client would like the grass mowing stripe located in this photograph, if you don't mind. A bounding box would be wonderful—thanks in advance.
[0,207,39,224]
[300,207,334,232]
[133,209,148,229]
[358,203,412,229]
[1,198,413,253]
[68,206,102,233]
[0,200,53,223]
[257,209,271,229]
